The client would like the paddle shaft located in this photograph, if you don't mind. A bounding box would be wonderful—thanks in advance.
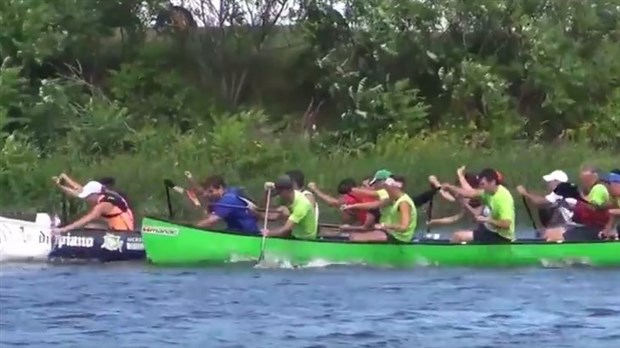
[258,188,272,262]
[164,183,174,219]
[521,196,537,231]
[426,196,434,234]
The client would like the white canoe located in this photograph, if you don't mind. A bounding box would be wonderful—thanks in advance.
[0,214,59,262]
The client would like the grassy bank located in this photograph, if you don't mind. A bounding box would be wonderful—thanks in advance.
[1,136,617,226]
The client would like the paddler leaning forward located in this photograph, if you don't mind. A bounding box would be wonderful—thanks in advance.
[52,180,135,234]
[258,175,318,240]
[194,175,260,234]
[341,174,417,242]
[442,168,515,243]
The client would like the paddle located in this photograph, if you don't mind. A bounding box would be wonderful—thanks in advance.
[163,179,175,219]
[319,223,370,231]
[167,180,202,207]
[258,187,272,262]
[521,196,538,234]
[426,196,434,235]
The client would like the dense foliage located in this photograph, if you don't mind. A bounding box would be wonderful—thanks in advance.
[1,0,619,216]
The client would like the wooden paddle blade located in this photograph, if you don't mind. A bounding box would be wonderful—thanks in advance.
[185,189,201,207]
[164,179,175,188]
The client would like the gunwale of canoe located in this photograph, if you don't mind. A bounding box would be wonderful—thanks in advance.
[140,216,620,267]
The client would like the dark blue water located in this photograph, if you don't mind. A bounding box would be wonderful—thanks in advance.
[1,263,619,348]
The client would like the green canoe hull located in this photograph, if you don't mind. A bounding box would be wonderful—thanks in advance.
[141,217,620,267]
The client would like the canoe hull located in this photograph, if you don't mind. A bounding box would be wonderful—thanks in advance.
[1,215,145,263]
[0,216,53,262]
[141,217,620,267]
[49,230,146,262]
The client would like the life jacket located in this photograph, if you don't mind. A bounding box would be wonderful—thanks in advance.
[341,192,370,224]
[572,201,610,228]
[97,191,135,231]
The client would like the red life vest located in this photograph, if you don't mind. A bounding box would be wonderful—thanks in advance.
[572,201,610,228]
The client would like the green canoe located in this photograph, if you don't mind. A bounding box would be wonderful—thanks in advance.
[141,216,620,267]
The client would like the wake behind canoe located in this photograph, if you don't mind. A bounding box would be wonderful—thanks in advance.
[140,217,620,267]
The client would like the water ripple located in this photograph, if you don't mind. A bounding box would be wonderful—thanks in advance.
[0,264,619,347]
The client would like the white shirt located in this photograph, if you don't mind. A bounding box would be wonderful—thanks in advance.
[544,192,577,223]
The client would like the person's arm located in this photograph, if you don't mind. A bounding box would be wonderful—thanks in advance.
[267,203,309,236]
[429,175,455,202]
[195,214,221,228]
[55,203,109,233]
[517,186,553,206]
[59,173,82,190]
[351,187,382,198]
[477,203,512,230]
[427,211,465,225]
[309,185,341,207]
[381,201,411,232]
[345,200,383,211]
[267,219,295,237]
[249,208,283,221]
[443,183,482,199]
[456,166,473,190]
[56,183,81,198]
[600,210,620,239]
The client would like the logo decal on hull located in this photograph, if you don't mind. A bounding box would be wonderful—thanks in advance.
[55,235,94,248]
[126,237,144,251]
[101,233,123,252]
[39,231,51,244]
[142,226,179,236]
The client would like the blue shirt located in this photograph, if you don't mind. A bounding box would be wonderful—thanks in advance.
[211,188,259,234]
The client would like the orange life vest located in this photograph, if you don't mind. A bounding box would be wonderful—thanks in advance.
[97,191,135,231]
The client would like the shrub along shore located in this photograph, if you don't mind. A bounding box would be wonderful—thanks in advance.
[2,137,616,227]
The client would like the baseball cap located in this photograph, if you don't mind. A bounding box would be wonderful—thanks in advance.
[542,170,569,183]
[369,169,393,185]
[274,175,294,190]
[78,181,104,198]
[384,177,403,188]
[601,172,620,184]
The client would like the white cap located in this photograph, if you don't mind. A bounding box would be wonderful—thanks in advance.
[78,181,104,198]
[542,170,569,183]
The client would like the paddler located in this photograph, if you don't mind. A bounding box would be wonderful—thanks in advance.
[342,175,417,242]
[426,169,484,237]
[52,180,135,234]
[516,170,578,241]
[284,169,319,220]
[194,175,259,234]
[53,173,130,203]
[307,178,375,226]
[442,168,515,243]
[599,172,620,240]
[260,175,318,239]
[556,165,612,241]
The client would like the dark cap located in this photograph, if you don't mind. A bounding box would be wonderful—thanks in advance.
[274,175,294,190]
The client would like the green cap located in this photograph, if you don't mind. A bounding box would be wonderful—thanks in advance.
[369,169,393,185]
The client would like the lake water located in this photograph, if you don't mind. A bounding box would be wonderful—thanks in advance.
[1,262,619,348]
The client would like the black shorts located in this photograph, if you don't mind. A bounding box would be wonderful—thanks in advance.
[473,225,512,244]
[563,226,601,242]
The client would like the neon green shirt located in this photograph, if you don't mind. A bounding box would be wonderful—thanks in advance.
[287,190,317,240]
[376,189,391,220]
[480,185,515,241]
[381,194,417,242]
[587,183,609,206]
